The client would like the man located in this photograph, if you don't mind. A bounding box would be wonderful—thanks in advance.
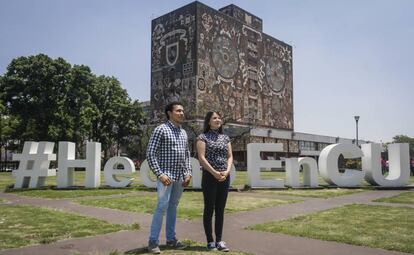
[146,101,192,254]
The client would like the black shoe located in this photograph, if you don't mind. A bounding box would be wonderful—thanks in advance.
[166,239,187,250]
[207,242,217,251]
[147,241,161,254]
[216,241,230,252]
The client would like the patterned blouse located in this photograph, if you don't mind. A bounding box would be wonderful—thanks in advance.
[197,130,230,171]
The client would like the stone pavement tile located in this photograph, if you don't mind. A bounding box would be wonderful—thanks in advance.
[176,219,206,243]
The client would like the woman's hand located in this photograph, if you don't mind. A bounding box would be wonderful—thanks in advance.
[213,170,226,182]
[220,170,230,178]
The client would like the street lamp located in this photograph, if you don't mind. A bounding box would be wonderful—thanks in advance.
[354,116,360,146]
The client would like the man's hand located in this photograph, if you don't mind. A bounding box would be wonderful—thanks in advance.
[159,174,172,186]
[182,175,192,187]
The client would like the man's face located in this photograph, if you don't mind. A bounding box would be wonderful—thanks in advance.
[168,105,185,124]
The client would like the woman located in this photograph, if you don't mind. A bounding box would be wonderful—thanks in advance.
[196,111,233,252]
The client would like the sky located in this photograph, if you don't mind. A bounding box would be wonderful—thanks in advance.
[0,0,413,143]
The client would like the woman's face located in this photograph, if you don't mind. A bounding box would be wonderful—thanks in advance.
[209,112,222,130]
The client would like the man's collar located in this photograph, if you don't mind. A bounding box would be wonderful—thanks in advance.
[166,120,181,129]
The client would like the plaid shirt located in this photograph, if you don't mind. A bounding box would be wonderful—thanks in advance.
[146,120,192,181]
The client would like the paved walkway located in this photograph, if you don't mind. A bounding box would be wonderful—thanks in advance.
[0,189,413,255]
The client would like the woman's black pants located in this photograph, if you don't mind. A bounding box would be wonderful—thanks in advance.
[201,170,230,243]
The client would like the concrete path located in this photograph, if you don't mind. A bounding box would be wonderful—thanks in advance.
[0,189,413,255]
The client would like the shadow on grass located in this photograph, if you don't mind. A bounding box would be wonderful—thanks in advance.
[125,244,207,254]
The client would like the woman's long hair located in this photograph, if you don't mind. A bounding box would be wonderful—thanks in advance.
[203,111,223,134]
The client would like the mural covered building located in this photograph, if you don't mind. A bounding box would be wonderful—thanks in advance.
[151,2,293,130]
[150,2,363,166]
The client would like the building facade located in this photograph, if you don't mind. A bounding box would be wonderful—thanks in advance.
[151,2,293,129]
[149,2,365,167]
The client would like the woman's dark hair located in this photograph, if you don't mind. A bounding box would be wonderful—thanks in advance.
[203,111,223,133]
[165,101,183,119]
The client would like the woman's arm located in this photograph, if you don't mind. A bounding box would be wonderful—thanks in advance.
[222,142,233,177]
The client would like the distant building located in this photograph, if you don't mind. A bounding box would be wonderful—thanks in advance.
[141,101,151,119]
[147,1,366,167]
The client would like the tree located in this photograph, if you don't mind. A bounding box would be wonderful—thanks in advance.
[88,75,137,161]
[0,76,19,161]
[1,54,72,143]
[1,54,146,160]
[115,100,145,156]
[66,65,98,154]
[392,135,414,155]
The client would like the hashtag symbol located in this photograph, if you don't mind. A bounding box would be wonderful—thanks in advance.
[12,142,56,188]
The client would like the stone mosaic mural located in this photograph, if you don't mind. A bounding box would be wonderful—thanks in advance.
[151,2,293,130]
[196,3,293,130]
[150,3,197,121]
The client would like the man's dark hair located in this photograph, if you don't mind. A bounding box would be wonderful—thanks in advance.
[165,101,183,119]
[203,111,223,134]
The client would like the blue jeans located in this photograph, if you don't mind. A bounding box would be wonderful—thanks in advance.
[149,179,184,245]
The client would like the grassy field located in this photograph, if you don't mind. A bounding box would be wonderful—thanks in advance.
[0,171,152,189]
[1,171,413,191]
[252,188,367,198]
[6,187,137,199]
[374,191,414,204]
[2,171,413,200]
[0,205,133,250]
[77,192,296,220]
[249,204,414,254]
[1,171,413,252]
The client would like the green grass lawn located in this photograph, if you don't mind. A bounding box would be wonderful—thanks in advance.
[248,204,414,254]
[0,172,15,189]
[77,192,296,220]
[0,205,134,250]
[231,171,331,188]
[1,171,413,200]
[0,171,148,191]
[2,171,414,190]
[374,191,414,204]
[6,187,137,199]
[0,171,90,190]
[254,188,367,198]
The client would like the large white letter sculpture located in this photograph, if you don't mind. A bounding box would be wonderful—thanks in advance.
[57,142,101,188]
[363,143,410,187]
[12,142,56,188]
[12,141,411,189]
[138,159,155,188]
[285,157,319,187]
[247,143,284,188]
[104,157,135,187]
[140,158,236,188]
[318,144,364,187]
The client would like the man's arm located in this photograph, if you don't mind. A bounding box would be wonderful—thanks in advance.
[182,132,192,187]
[182,148,192,187]
[146,126,164,178]
[184,148,192,177]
